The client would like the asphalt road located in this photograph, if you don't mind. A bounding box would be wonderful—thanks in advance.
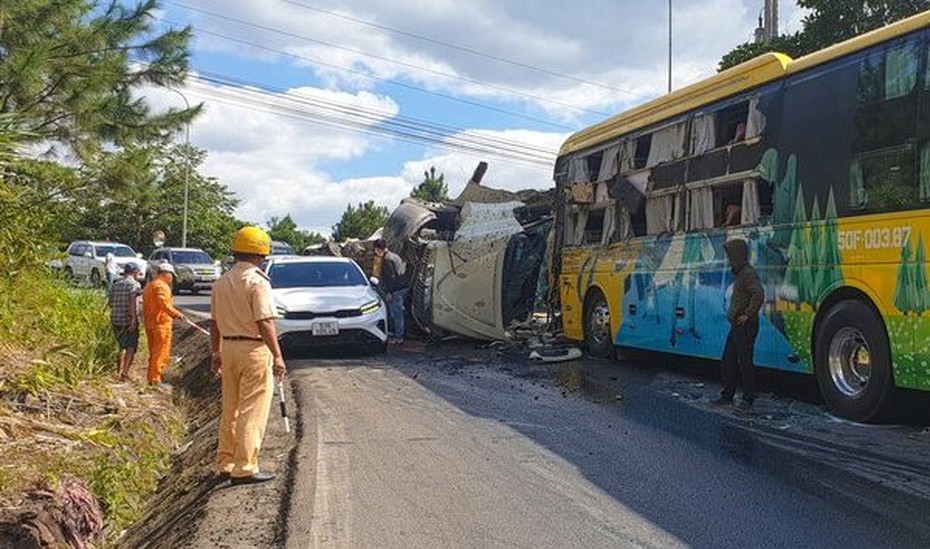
[174,292,211,316]
[283,348,913,549]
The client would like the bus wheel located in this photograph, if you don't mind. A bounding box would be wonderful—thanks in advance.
[814,299,895,422]
[584,289,613,358]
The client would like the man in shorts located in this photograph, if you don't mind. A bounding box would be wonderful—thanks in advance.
[109,262,144,380]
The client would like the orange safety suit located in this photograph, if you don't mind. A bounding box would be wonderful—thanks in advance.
[142,274,184,384]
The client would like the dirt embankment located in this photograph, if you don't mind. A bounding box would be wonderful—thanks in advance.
[0,318,295,548]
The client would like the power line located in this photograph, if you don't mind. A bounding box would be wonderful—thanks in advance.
[181,72,558,167]
[159,18,575,131]
[166,2,612,117]
[281,0,647,98]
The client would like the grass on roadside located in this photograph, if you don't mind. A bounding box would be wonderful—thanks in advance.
[0,268,186,540]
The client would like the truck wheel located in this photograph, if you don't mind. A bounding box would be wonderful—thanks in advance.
[814,299,895,422]
[584,289,614,358]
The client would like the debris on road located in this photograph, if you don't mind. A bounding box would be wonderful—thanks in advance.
[528,346,582,363]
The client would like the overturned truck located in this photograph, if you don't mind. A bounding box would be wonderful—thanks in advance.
[384,162,552,341]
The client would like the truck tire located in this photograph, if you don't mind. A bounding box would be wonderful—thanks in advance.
[584,289,614,358]
[814,299,895,422]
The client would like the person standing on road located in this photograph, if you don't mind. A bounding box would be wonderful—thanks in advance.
[714,238,764,410]
[109,262,144,380]
[373,238,409,344]
[105,252,119,293]
[142,263,185,389]
[210,226,286,486]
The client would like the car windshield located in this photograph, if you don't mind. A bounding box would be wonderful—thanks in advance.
[172,251,213,264]
[96,245,136,258]
[269,261,366,289]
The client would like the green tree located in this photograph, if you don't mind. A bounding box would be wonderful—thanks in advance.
[331,200,389,242]
[65,142,241,259]
[914,233,929,315]
[808,195,823,306]
[411,166,448,202]
[895,235,915,315]
[783,182,813,309]
[0,0,199,152]
[816,187,844,296]
[267,214,326,253]
[719,1,930,71]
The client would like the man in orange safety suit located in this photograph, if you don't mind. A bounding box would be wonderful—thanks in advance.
[210,226,286,486]
[143,262,185,390]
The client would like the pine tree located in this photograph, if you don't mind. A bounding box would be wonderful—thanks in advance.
[807,195,822,306]
[411,166,448,202]
[894,235,915,315]
[914,234,929,315]
[783,182,810,309]
[816,188,844,295]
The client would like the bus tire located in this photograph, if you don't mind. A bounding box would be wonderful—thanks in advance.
[584,289,614,358]
[813,299,895,423]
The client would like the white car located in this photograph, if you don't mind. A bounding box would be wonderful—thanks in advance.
[263,256,388,353]
[64,240,147,285]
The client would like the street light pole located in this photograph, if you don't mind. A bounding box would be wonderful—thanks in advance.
[168,88,191,248]
[668,0,673,93]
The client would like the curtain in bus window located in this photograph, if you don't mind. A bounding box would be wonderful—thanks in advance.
[618,205,632,240]
[646,123,687,167]
[595,182,610,204]
[618,140,637,173]
[690,114,716,155]
[688,187,714,230]
[601,204,617,245]
[741,179,760,225]
[646,195,674,234]
[849,159,866,209]
[921,144,930,202]
[745,97,766,139]
[885,45,919,100]
[598,144,620,182]
[568,155,590,183]
[572,208,589,245]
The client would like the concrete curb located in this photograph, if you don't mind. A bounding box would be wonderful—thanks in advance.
[624,384,930,541]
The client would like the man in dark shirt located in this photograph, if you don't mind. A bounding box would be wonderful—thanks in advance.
[374,238,409,344]
[714,238,764,409]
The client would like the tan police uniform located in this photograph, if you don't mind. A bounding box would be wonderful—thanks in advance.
[211,261,277,478]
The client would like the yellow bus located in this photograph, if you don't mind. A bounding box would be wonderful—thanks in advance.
[554,11,930,422]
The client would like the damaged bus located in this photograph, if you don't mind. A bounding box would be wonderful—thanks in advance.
[555,11,930,422]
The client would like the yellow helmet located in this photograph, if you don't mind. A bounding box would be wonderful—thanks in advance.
[231,226,271,255]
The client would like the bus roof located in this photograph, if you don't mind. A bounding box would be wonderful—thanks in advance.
[558,10,930,158]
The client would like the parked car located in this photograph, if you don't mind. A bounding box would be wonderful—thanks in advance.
[262,256,388,353]
[64,241,146,286]
[271,240,295,256]
[147,247,221,294]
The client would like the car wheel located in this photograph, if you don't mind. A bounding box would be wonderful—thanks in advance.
[814,299,895,422]
[374,339,388,354]
[584,289,614,358]
[89,269,101,287]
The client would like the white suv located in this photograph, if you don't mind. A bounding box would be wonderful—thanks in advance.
[64,241,146,286]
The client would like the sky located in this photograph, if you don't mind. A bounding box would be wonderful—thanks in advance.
[144,0,808,237]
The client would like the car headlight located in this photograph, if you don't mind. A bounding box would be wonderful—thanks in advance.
[178,265,193,274]
[360,299,381,314]
[214,266,222,277]
[275,304,288,317]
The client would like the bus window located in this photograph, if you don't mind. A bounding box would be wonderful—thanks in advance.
[583,208,605,244]
[634,134,652,170]
[630,205,647,237]
[716,102,750,147]
[712,183,743,227]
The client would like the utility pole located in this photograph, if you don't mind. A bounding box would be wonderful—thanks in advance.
[668,0,672,93]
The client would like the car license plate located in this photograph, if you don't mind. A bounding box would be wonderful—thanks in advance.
[311,321,339,336]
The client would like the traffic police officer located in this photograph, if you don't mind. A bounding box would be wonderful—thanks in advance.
[210,226,286,485]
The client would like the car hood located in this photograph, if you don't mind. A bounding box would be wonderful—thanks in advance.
[274,285,378,313]
[114,257,146,272]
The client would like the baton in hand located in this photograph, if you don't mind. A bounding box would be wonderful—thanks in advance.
[184,317,211,337]
[277,379,291,433]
